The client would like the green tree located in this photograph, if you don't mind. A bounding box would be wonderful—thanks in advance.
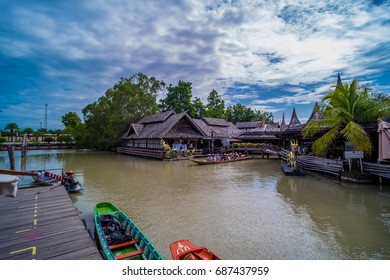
[205,89,225,118]
[4,123,19,142]
[225,104,274,124]
[62,112,82,129]
[190,97,206,119]
[159,80,193,114]
[23,127,34,140]
[43,136,54,143]
[303,79,389,156]
[81,73,164,149]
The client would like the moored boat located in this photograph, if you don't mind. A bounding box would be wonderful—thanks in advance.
[94,202,163,260]
[281,163,305,176]
[169,239,221,260]
[190,155,253,165]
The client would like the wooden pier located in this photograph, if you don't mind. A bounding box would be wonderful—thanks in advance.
[0,185,102,260]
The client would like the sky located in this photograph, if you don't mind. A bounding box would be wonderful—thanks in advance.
[1,0,390,130]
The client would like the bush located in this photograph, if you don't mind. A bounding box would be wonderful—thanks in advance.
[0,137,6,143]
[43,136,54,143]
[57,135,73,143]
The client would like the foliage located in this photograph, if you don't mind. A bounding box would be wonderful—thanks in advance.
[159,81,192,114]
[79,73,164,150]
[163,140,193,159]
[232,142,265,148]
[0,137,6,143]
[205,89,225,118]
[23,128,34,137]
[57,135,73,143]
[43,136,54,143]
[4,123,19,142]
[225,103,274,124]
[33,130,46,138]
[62,112,82,129]
[191,97,206,119]
[303,79,390,156]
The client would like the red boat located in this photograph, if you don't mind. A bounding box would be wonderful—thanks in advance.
[169,239,221,260]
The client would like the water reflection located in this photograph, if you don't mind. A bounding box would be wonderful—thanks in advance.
[276,174,390,259]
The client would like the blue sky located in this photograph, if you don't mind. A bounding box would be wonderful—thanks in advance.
[1,0,390,130]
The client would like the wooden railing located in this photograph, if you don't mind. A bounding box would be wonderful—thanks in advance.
[281,149,343,177]
[117,147,164,159]
[362,162,390,179]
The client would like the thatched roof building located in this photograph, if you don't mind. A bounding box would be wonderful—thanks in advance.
[192,117,240,140]
[122,111,205,141]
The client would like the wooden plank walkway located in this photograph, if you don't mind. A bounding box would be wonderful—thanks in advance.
[0,185,102,260]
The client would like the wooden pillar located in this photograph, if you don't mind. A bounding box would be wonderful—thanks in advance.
[21,134,28,158]
[7,145,15,170]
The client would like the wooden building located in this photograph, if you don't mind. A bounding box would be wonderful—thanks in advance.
[192,117,240,148]
[236,121,282,145]
[118,111,206,158]
[119,96,373,160]
[118,112,242,158]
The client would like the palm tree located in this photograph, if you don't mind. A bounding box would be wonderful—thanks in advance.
[4,123,19,142]
[23,127,34,140]
[303,79,389,156]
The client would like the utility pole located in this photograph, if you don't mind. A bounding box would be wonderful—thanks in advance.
[44,103,48,130]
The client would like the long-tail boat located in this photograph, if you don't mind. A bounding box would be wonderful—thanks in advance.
[94,202,163,260]
[0,168,83,192]
[169,239,221,260]
[189,155,253,165]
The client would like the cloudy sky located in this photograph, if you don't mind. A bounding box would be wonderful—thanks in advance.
[1,0,390,130]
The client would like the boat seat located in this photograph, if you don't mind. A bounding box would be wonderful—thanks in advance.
[115,249,144,260]
[109,239,138,250]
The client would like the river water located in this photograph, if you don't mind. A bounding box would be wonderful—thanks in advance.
[1,149,390,260]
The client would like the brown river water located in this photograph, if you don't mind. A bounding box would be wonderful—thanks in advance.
[1,149,390,260]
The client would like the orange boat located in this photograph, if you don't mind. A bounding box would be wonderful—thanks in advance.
[169,239,221,260]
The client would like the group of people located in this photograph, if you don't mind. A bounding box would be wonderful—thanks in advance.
[206,152,247,162]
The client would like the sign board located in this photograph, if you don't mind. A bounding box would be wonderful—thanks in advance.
[344,151,363,159]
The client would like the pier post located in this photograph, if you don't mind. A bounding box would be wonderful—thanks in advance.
[7,145,15,170]
[21,134,28,158]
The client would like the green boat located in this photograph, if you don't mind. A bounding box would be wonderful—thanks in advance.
[94,202,163,260]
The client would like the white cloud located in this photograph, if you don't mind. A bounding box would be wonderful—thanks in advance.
[1,0,389,129]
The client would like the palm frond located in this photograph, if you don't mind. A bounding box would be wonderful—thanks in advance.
[312,127,340,156]
[341,121,372,155]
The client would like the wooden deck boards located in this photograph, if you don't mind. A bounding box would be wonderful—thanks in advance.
[0,185,102,260]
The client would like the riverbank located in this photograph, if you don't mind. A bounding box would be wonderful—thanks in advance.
[0,143,76,151]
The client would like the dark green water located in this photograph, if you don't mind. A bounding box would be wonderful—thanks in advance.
[1,149,390,260]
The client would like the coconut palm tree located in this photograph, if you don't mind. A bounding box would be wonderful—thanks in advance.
[303,79,389,156]
[4,123,19,142]
[23,127,34,140]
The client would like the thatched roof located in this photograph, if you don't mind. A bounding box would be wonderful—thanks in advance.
[124,111,205,140]
[236,122,258,129]
[138,111,175,124]
[202,117,230,127]
[193,118,240,139]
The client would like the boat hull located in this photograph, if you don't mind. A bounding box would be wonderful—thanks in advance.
[169,239,221,260]
[190,155,253,165]
[281,163,305,176]
[65,182,83,192]
[94,202,163,260]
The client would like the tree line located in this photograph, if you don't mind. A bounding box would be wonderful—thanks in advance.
[0,124,68,143]
[61,73,274,150]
